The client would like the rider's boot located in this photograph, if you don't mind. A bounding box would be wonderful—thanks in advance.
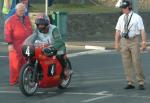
[63,67,73,80]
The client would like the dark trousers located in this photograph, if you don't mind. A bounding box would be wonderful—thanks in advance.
[56,54,67,78]
[56,54,66,68]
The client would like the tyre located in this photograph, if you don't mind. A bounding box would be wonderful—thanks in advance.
[19,63,38,96]
[58,59,72,89]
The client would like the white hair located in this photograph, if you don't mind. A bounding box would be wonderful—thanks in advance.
[15,3,26,10]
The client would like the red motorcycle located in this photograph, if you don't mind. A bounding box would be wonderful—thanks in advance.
[19,43,72,96]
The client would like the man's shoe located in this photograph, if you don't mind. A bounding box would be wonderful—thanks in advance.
[138,85,145,90]
[124,85,135,89]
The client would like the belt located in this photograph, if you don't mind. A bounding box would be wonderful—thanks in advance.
[122,35,138,40]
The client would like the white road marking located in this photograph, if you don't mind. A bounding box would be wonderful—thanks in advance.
[68,50,113,57]
[1,49,149,58]
[85,45,105,50]
[1,90,150,100]
[0,90,113,102]
[0,91,19,94]
[0,90,109,96]
[82,94,113,103]
[0,56,8,58]
[0,42,7,45]
[64,91,109,96]
[115,94,150,99]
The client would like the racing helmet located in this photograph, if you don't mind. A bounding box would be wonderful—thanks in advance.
[35,14,50,33]
[35,14,50,26]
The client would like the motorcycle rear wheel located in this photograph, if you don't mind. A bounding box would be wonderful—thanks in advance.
[19,63,38,96]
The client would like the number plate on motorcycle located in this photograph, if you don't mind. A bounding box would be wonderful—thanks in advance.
[48,64,56,76]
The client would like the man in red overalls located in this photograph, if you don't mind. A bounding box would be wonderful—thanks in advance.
[4,3,32,86]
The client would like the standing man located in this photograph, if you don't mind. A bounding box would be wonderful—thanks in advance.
[115,0,146,90]
[4,3,32,86]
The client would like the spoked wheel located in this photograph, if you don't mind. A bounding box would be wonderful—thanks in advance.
[58,59,72,89]
[19,63,38,96]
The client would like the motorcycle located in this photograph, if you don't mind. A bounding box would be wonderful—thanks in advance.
[19,43,72,96]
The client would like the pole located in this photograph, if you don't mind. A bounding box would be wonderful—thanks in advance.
[132,0,139,13]
[45,0,48,15]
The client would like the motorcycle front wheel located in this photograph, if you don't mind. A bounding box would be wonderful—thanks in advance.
[19,63,38,96]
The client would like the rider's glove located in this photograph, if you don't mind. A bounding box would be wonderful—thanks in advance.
[43,47,57,56]
[50,47,57,55]
[49,47,56,51]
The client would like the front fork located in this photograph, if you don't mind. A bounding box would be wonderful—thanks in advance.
[27,59,38,82]
[33,60,38,82]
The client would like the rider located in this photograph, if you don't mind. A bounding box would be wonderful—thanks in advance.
[24,14,70,79]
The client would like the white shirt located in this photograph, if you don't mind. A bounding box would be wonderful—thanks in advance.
[37,32,53,44]
[37,24,56,44]
[115,11,145,38]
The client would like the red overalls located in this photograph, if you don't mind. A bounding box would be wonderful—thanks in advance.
[4,14,33,85]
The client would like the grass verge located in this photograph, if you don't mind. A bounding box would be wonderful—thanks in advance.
[30,4,120,13]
